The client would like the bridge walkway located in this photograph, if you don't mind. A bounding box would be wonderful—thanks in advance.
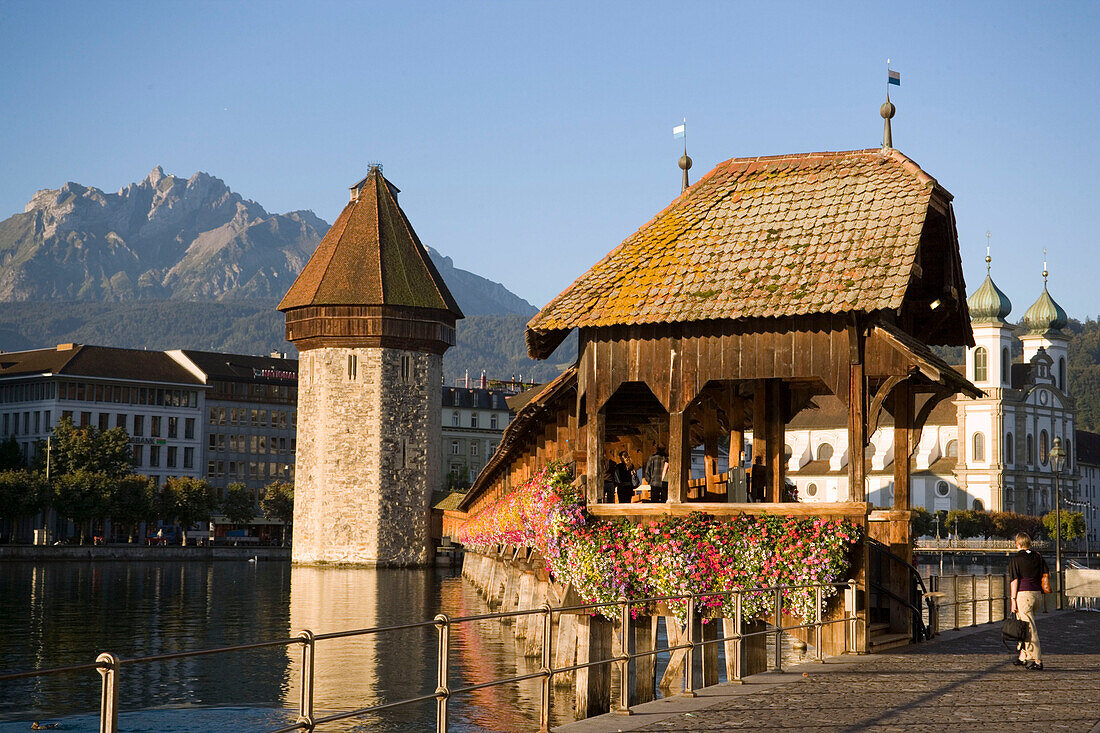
[555,610,1100,733]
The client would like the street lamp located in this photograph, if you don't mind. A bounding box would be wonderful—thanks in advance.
[1050,437,1066,610]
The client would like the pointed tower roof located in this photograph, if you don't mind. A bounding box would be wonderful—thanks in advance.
[1023,285,1068,336]
[967,253,1012,325]
[278,167,462,316]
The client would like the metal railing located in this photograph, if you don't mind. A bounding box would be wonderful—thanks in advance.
[922,574,1009,633]
[0,580,858,733]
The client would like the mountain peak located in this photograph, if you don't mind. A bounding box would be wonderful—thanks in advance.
[146,165,167,185]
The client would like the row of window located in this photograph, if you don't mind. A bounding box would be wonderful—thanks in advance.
[58,381,200,408]
[134,444,195,470]
[449,411,501,429]
[3,410,51,436]
[972,346,1067,391]
[208,433,296,455]
[210,380,295,404]
[206,460,294,481]
[208,407,293,429]
[449,440,498,457]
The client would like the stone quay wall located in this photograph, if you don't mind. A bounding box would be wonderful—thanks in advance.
[293,346,441,566]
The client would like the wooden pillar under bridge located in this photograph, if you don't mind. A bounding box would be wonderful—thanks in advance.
[668,410,690,503]
[632,617,658,704]
[575,614,612,719]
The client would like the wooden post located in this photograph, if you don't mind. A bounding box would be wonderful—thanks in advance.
[586,402,605,504]
[668,411,689,503]
[575,614,613,719]
[703,407,719,498]
[893,381,912,512]
[659,617,686,690]
[699,620,719,687]
[847,321,867,502]
[752,380,767,470]
[633,617,657,704]
[767,380,785,502]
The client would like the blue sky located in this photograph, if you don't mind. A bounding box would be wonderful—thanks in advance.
[1,1,1096,317]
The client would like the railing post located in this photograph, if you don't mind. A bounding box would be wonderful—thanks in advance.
[96,652,119,733]
[682,595,696,697]
[815,585,824,663]
[732,591,744,682]
[845,580,857,654]
[971,575,977,627]
[296,630,315,731]
[987,573,993,624]
[773,587,783,673]
[952,575,959,631]
[616,596,632,715]
[435,614,451,733]
[539,604,553,733]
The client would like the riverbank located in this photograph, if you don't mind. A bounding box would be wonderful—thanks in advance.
[0,544,290,561]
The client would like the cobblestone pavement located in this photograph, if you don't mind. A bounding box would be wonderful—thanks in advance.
[557,611,1100,733]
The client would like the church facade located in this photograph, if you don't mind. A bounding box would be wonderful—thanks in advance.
[788,263,1098,544]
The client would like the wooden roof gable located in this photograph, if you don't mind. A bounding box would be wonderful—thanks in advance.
[527,148,965,359]
[278,168,463,316]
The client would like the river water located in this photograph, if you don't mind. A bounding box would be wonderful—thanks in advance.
[0,560,574,732]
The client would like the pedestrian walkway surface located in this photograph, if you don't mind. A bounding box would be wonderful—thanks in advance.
[555,610,1100,733]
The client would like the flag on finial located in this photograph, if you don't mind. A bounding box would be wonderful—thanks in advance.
[672,123,685,139]
[888,69,901,86]
[674,118,691,192]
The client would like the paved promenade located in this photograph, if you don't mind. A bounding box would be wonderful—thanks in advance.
[556,610,1100,733]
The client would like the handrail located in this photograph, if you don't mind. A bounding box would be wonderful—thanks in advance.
[866,538,932,641]
[0,579,859,733]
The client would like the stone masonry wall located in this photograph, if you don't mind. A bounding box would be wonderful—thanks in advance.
[293,346,441,565]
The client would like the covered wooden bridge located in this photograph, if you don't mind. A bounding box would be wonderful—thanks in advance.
[451,148,981,715]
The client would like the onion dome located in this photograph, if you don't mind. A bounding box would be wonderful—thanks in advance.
[967,273,1012,324]
[1023,285,1068,336]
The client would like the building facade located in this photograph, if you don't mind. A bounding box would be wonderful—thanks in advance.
[785,264,1098,544]
[441,384,516,487]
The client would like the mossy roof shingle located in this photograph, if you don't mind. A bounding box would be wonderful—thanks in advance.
[527,148,946,357]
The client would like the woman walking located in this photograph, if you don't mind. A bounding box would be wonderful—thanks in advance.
[1008,532,1048,670]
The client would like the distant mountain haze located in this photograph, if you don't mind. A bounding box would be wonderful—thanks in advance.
[0,167,562,380]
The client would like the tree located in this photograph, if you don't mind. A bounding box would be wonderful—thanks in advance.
[108,475,155,543]
[911,507,935,538]
[221,483,256,526]
[50,417,134,478]
[0,470,49,536]
[53,470,109,544]
[261,481,293,546]
[1042,511,1086,542]
[159,477,216,546]
[0,437,23,470]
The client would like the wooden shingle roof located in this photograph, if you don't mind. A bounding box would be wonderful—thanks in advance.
[278,168,462,316]
[528,148,953,358]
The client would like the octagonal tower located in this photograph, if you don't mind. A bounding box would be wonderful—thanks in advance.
[279,166,463,565]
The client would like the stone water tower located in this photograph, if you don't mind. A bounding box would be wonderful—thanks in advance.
[278,167,463,565]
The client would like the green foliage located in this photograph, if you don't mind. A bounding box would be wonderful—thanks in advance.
[222,483,256,525]
[49,417,134,478]
[1042,510,1086,541]
[0,469,49,521]
[261,480,293,545]
[53,470,109,544]
[0,436,23,470]
[158,476,216,545]
[914,507,1045,540]
[108,475,155,542]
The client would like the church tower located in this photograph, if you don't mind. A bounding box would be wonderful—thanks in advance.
[279,167,463,565]
[1021,266,1070,394]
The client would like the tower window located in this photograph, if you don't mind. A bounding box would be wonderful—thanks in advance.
[816,443,834,461]
[1058,357,1066,392]
[1027,434,1034,464]
[944,440,958,458]
[973,347,988,382]
[1005,433,1014,464]
[972,432,985,462]
[401,354,412,384]
[347,353,358,380]
[1003,348,1010,383]
[1040,430,1049,465]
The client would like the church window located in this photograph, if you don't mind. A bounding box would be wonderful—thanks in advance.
[944,440,958,458]
[1058,357,1066,392]
[972,432,985,462]
[816,443,834,461]
[347,353,358,380]
[1066,440,1072,468]
[1002,348,1010,383]
[1027,435,1034,464]
[1040,430,1049,465]
[935,481,950,497]
[973,498,984,511]
[806,482,818,497]
[1005,433,1013,464]
[973,347,988,382]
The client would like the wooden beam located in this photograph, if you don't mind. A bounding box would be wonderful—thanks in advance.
[668,410,689,503]
[703,404,719,498]
[892,380,912,511]
[752,380,767,467]
[767,380,785,502]
[847,320,867,503]
[588,501,871,519]
[586,402,605,505]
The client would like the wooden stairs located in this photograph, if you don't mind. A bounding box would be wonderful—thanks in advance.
[868,620,911,652]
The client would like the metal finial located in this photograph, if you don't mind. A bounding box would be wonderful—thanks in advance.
[1043,247,1048,284]
[674,118,691,192]
[985,230,992,273]
[882,61,899,149]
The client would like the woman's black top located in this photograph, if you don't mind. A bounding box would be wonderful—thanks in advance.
[1008,549,1048,593]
